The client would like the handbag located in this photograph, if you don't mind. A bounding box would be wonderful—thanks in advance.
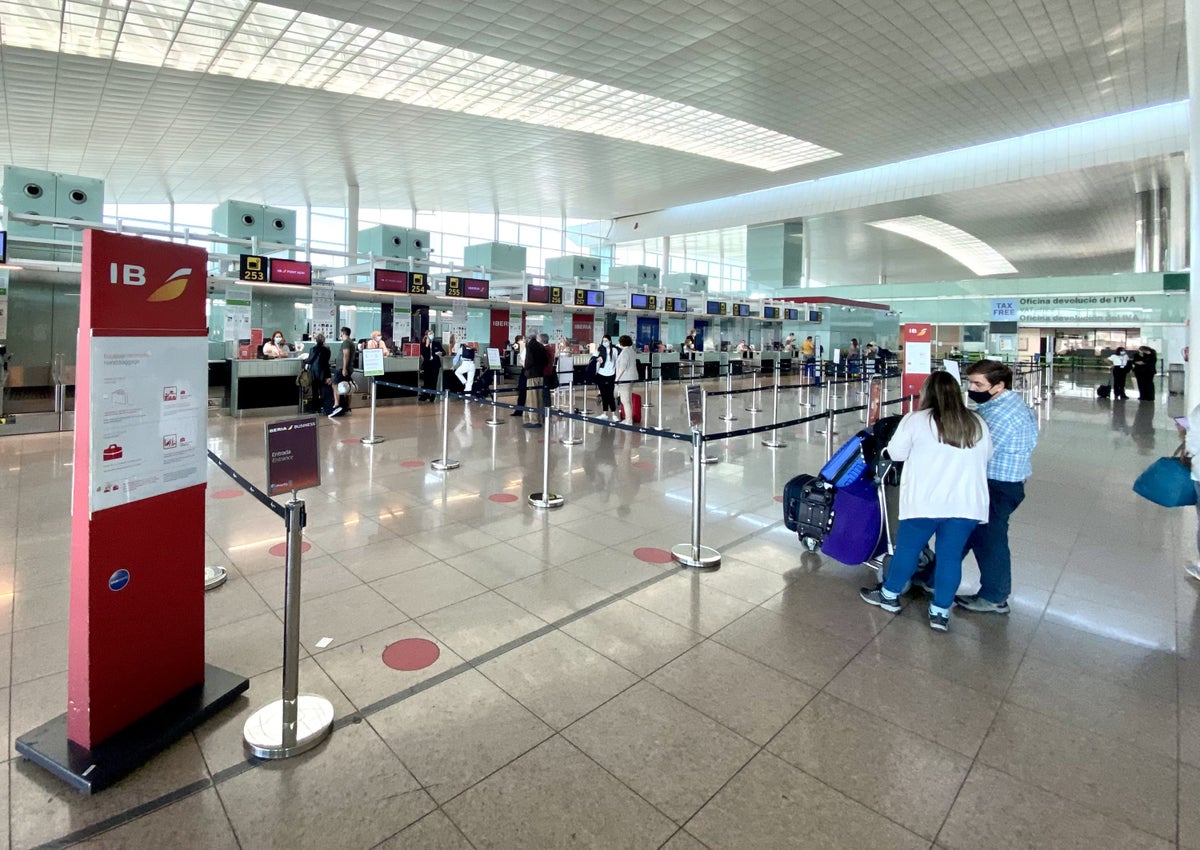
[1133,443,1197,507]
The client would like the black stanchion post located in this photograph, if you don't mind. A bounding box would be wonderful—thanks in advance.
[486,372,500,427]
[672,429,721,569]
[431,392,460,470]
[528,408,564,509]
[243,495,333,758]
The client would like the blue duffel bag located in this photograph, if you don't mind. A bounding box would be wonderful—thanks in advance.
[1133,449,1197,507]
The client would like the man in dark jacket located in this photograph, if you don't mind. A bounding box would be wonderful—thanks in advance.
[523,335,547,427]
[304,333,334,414]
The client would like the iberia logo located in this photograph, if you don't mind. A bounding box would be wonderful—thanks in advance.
[147,268,192,302]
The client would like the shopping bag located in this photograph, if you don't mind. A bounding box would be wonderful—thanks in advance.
[1133,447,1197,507]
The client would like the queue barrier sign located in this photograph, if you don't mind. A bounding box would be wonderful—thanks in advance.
[267,417,321,496]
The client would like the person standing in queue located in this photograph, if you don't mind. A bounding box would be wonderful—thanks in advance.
[595,335,618,421]
[859,371,992,632]
[420,328,443,403]
[329,326,354,418]
[615,334,638,426]
[540,333,557,410]
[523,333,547,427]
[1108,346,1130,400]
[304,333,334,415]
[950,360,1039,615]
[454,340,477,396]
[511,334,527,417]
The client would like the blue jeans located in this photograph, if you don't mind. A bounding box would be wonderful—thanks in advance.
[964,480,1025,603]
[883,517,980,613]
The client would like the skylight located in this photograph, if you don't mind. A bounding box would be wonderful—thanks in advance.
[867,215,1017,276]
[0,0,840,172]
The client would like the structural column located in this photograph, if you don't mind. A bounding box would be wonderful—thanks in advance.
[1189,0,1200,409]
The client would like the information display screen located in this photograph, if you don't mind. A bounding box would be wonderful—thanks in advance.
[763,306,780,319]
[374,269,409,293]
[706,300,727,316]
[574,288,605,307]
[408,273,428,295]
[664,297,687,313]
[630,293,658,310]
[446,276,490,299]
[527,284,563,304]
[268,258,312,285]
[734,303,750,317]
[785,308,800,321]
[239,254,267,282]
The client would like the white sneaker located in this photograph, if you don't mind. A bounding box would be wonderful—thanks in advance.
[1186,563,1200,583]
[328,407,343,420]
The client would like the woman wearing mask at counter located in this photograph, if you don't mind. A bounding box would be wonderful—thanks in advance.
[263,331,291,359]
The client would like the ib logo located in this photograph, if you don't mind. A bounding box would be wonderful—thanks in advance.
[108,569,131,592]
[109,264,192,302]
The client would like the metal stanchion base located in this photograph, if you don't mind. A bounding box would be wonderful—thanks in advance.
[360,436,384,445]
[700,454,718,464]
[744,405,762,413]
[430,458,461,470]
[204,565,228,590]
[528,492,565,509]
[560,436,582,446]
[815,428,838,436]
[243,694,334,760]
[671,543,721,569]
[762,438,787,448]
[719,414,738,421]
[486,418,501,426]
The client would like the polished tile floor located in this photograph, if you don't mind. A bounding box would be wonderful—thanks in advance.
[1,373,1196,849]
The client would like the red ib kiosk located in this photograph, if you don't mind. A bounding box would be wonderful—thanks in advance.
[16,230,248,793]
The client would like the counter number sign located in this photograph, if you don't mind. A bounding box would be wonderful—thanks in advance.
[408,273,428,295]
[240,254,267,282]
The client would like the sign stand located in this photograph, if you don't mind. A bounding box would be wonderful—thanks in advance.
[360,349,385,445]
[16,230,248,794]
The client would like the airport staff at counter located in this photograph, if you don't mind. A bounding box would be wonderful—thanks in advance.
[262,331,292,359]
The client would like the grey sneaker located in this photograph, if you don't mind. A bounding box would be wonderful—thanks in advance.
[954,594,1010,615]
[859,585,902,613]
[929,611,949,632]
[911,577,933,596]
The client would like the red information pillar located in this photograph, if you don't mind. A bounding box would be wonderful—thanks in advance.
[18,230,247,793]
[901,323,933,412]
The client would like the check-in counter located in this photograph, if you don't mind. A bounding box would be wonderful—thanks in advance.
[229,357,307,415]
[652,352,680,381]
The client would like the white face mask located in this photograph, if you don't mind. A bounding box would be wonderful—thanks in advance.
[602,340,610,347]
[274,336,283,343]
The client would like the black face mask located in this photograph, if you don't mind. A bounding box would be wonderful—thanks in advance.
[967,389,994,405]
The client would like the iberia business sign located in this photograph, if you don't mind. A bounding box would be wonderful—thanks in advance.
[69,231,210,747]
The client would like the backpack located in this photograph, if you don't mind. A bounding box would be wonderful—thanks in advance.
[296,366,313,389]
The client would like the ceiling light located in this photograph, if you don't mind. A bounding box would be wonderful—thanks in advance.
[867,216,1017,276]
[1,0,840,172]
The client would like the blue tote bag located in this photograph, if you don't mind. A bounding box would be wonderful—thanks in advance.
[1133,446,1197,507]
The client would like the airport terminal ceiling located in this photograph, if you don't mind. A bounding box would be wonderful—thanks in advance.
[0,0,1184,220]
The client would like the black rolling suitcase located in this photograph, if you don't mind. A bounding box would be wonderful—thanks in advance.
[783,473,836,544]
[1096,384,1111,399]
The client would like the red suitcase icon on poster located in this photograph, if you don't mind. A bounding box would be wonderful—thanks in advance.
[102,444,123,461]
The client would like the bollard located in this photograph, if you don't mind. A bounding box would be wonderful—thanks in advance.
[762,383,787,448]
[528,408,564,508]
[655,369,664,431]
[243,495,333,758]
[361,377,384,444]
[561,382,582,446]
[744,367,762,413]
[700,389,718,464]
[671,430,721,569]
[719,367,737,422]
[430,392,460,470]
[824,408,835,460]
[486,372,501,426]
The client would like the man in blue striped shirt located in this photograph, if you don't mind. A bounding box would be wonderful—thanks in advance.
[953,360,1039,614]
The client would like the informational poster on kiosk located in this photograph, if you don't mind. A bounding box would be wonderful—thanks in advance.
[89,336,206,513]
[311,279,336,339]
[902,323,933,409]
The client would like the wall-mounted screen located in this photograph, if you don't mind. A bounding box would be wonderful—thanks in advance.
[447,276,490,299]
[763,306,780,319]
[374,269,409,293]
[664,297,687,313]
[574,288,605,307]
[706,300,727,316]
[630,293,658,310]
[807,310,821,322]
[734,303,750,317]
[785,308,800,320]
[528,284,549,303]
[269,258,312,285]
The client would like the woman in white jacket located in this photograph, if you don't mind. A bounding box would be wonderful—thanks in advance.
[594,335,618,421]
[860,371,993,632]
[614,335,638,425]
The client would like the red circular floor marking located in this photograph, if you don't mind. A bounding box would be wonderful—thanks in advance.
[632,461,654,470]
[341,438,362,445]
[211,489,244,499]
[269,541,312,557]
[401,460,425,468]
[774,495,784,503]
[489,493,519,503]
[634,547,674,564]
[382,638,440,671]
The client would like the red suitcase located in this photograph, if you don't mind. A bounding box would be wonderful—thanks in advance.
[619,392,642,424]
